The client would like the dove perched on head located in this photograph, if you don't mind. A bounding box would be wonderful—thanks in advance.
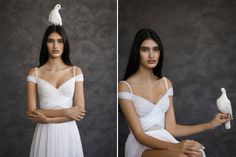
[216,88,233,129]
[48,4,62,26]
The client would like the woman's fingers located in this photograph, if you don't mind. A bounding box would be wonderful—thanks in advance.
[79,112,86,116]
[210,112,233,128]
[183,140,204,155]
[186,145,202,152]
[68,113,85,121]
[219,113,228,119]
[218,112,233,120]
[32,110,43,116]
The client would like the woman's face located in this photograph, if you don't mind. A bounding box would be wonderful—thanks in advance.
[139,39,160,69]
[47,32,64,58]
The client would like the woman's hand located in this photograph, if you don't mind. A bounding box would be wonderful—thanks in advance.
[209,112,232,129]
[65,106,86,121]
[172,140,204,155]
[27,110,49,123]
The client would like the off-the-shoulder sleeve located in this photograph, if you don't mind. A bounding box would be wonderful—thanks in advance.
[75,74,84,82]
[118,92,133,100]
[27,75,37,84]
[167,87,174,96]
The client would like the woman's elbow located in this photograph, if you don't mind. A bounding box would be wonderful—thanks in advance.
[166,126,176,136]
[133,131,147,145]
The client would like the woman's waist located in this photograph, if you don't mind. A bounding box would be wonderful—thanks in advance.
[39,100,73,109]
[129,124,165,135]
[139,116,165,131]
[36,120,77,126]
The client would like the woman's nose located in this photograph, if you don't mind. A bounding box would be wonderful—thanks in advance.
[53,41,58,48]
[149,50,154,57]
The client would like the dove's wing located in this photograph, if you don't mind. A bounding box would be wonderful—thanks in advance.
[217,98,224,112]
[225,100,232,115]
[49,11,53,22]
[56,12,62,26]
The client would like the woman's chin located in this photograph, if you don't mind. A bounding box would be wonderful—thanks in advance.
[49,54,62,59]
[146,64,157,69]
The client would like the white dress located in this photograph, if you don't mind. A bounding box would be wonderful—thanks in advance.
[27,67,84,157]
[118,77,206,157]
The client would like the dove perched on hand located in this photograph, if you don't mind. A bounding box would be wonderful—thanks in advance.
[216,88,233,129]
[48,4,62,26]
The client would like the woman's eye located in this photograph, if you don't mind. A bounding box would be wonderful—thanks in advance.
[47,39,53,43]
[141,48,148,52]
[153,47,160,52]
[58,40,64,43]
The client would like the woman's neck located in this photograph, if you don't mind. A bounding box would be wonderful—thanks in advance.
[45,57,67,71]
[134,65,157,82]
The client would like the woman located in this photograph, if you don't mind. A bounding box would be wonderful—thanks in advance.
[26,25,85,157]
[118,28,231,157]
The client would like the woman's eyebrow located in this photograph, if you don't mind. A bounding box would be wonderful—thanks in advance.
[47,37,63,40]
[141,46,158,48]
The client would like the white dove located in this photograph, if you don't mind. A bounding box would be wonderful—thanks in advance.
[48,4,62,26]
[216,88,233,129]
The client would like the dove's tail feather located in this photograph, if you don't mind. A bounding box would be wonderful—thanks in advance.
[225,121,231,129]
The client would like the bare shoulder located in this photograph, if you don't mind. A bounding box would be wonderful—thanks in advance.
[73,66,83,75]
[118,81,132,93]
[163,77,173,88]
[27,67,36,76]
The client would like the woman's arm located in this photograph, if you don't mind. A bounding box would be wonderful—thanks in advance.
[73,67,85,108]
[72,66,86,120]
[34,66,86,120]
[119,98,174,150]
[27,110,72,123]
[118,82,199,152]
[34,107,84,119]
[26,68,38,113]
[34,108,67,117]
[165,79,231,137]
[26,68,74,123]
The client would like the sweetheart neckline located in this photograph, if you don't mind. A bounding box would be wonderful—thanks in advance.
[119,87,172,106]
[133,91,169,106]
[37,74,82,90]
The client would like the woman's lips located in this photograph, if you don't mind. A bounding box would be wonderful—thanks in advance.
[52,50,60,53]
[147,60,156,64]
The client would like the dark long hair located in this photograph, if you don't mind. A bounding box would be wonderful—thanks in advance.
[123,28,164,80]
[39,25,72,66]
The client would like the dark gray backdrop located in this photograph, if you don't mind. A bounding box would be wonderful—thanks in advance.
[119,0,236,157]
[0,0,116,157]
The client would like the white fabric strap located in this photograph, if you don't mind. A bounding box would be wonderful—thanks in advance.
[73,66,76,77]
[118,92,133,100]
[27,75,37,83]
[119,81,133,94]
[35,67,38,78]
[168,87,174,96]
[75,74,84,82]
[164,77,168,91]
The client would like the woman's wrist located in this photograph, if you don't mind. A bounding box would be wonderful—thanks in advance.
[45,117,51,123]
[63,108,69,117]
[167,142,177,151]
[206,121,214,130]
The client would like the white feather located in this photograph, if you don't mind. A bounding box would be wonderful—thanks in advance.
[216,88,233,129]
[48,4,62,26]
